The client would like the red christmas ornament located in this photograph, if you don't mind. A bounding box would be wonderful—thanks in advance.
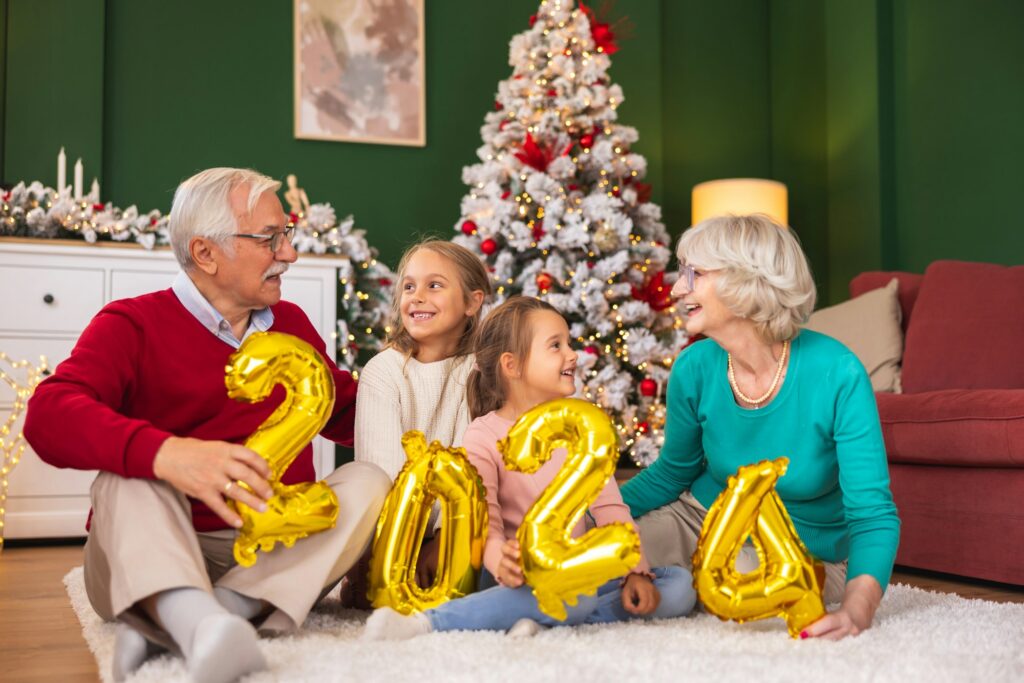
[639,378,658,397]
[611,187,621,197]
[529,14,537,27]
[567,183,580,192]
[546,88,558,97]
[635,181,653,204]
[536,272,554,291]
[579,134,594,149]
[494,100,503,111]
[637,421,650,434]
[461,220,478,235]
[288,211,299,224]
[379,278,392,287]
[584,345,599,355]
[499,120,509,131]
[631,271,673,311]
[500,190,511,199]
[480,238,498,255]
[149,217,158,227]
[531,220,545,241]
[92,203,105,212]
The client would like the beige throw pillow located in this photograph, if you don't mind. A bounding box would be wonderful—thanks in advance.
[804,278,903,393]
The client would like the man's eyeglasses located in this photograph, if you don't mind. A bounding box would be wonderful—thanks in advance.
[233,226,295,253]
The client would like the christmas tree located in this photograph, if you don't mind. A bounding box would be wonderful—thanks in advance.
[452,0,688,465]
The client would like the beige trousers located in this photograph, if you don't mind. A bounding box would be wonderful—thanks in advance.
[637,491,848,604]
[83,461,390,648]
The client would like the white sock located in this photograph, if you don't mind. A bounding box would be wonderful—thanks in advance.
[506,618,545,638]
[362,607,432,641]
[111,624,161,681]
[188,613,267,683]
[150,588,225,659]
[213,586,266,621]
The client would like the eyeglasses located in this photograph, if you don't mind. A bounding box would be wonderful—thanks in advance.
[678,263,697,291]
[233,226,295,253]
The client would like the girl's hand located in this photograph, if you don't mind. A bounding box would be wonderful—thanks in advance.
[801,574,882,640]
[497,539,524,588]
[415,536,441,589]
[621,573,660,615]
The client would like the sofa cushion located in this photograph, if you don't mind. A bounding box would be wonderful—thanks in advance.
[901,260,1024,392]
[876,389,1024,466]
[850,271,923,335]
[805,278,903,392]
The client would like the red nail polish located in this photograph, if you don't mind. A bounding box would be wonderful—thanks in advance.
[799,631,809,640]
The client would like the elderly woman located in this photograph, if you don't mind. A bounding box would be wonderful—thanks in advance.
[621,213,899,640]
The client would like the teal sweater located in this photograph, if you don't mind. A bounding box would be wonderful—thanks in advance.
[622,330,900,589]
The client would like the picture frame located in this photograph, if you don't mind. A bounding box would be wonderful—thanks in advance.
[294,0,426,146]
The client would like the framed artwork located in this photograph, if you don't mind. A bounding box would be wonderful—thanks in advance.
[294,0,426,146]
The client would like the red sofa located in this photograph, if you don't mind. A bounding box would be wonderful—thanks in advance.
[851,260,1024,586]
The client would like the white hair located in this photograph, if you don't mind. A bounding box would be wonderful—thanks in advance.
[678,213,816,343]
[168,167,281,269]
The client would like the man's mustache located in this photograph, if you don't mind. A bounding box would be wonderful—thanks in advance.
[263,263,289,280]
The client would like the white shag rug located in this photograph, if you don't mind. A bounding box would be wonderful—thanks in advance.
[64,567,1024,682]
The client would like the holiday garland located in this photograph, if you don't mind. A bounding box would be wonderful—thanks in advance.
[0,180,394,374]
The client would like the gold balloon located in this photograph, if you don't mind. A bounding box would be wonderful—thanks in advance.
[692,457,826,638]
[368,431,488,614]
[224,331,339,567]
[498,398,640,621]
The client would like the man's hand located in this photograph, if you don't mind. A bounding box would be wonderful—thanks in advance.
[497,539,524,588]
[152,436,273,528]
[621,573,660,615]
[415,535,441,589]
[801,574,882,640]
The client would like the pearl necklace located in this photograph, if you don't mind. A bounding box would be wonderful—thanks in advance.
[727,340,789,408]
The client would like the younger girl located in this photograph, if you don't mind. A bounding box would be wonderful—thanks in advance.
[350,239,491,599]
[363,296,695,639]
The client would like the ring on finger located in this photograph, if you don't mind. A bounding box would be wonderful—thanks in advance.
[224,481,234,494]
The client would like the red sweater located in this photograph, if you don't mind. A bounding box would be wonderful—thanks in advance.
[24,289,356,531]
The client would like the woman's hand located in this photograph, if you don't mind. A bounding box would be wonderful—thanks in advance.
[496,539,524,588]
[801,574,883,640]
[621,573,660,615]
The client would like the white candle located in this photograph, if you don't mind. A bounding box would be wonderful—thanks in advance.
[74,159,83,200]
[57,147,67,194]
[90,178,100,203]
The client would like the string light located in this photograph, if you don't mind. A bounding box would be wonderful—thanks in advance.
[0,353,48,551]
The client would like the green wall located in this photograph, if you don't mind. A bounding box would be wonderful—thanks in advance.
[3,0,1023,303]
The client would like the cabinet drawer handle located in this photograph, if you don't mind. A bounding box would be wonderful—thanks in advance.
[43,293,55,304]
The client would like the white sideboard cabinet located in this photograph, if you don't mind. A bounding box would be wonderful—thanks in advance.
[0,238,349,539]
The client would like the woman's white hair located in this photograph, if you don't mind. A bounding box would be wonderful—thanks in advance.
[678,213,816,343]
[169,167,281,269]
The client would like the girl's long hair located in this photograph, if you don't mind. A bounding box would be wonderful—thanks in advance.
[386,239,492,358]
[467,296,560,419]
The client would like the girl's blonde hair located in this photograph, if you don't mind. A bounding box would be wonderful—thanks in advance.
[678,214,816,343]
[386,239,492,358]
[467,296,560,419]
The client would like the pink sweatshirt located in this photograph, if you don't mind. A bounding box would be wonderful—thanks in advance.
[462,410,652,579]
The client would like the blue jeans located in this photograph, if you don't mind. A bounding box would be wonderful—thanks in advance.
[425,565,695,632]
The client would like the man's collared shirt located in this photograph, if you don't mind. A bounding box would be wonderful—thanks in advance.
[171,271,273,349]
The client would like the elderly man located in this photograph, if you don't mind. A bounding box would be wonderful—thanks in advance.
[25,168,390,682]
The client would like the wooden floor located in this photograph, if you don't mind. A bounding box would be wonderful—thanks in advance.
[1,541,1022,683]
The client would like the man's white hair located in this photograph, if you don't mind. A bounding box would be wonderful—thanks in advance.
[677,213,817,343]
[168,167,281,269]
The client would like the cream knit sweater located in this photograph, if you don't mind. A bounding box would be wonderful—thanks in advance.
[354,348,475,481]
